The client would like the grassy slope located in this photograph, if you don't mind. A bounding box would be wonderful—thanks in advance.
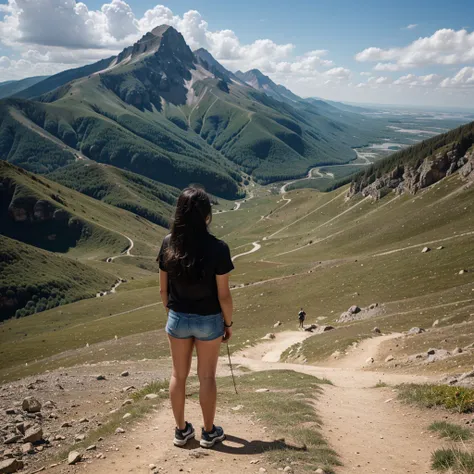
[0,76,50,99]
[48,161,180,227]
[0,234,116,321]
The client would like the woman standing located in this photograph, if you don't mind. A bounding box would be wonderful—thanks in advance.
[158,187,234,448]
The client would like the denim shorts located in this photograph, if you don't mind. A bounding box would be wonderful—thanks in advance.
[166,310,224,341]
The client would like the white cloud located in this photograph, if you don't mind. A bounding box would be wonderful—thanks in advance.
[403,24,418,30]
[0,1,346,83]
[356,28,474,70]
[440,67,474,88]
[324,67,351,81]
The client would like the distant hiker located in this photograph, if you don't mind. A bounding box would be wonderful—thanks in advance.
[158,186,234,449]
[298,308,306,328]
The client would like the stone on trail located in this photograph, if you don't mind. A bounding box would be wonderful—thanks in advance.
[96,375,106,381]
[283,467,293,473]
[123,413,132,420]
[0,459,24,474]
[366,357,374,364]
[75,434,85,442]
[21,442,34,454]
[68,451,82,465]
[232,405,244,411]
[122,386,136,393]
[373,327,381,334]
[408,327,425,335]
[385,355,394,362]
[122,399,133,406]
[149,464,157,471]
[144,394,158,400]
[427,348,436,355]
[22,397,41,413]
[315,470,327,474]
[115,427,125,434]
[318,325,335,333]
[86,445,97,451]
[437,246,444,250]
[422,247,430,253]
[23,425,43,443]
[259,468,267,473]
[273,321,282,328]
[304,324,317,332]
[453,347,463,354]
[255,388,270,393]
[432,319,439,327]
[121,371,129,377]
[262,333,276,340]
[459,269,467,275]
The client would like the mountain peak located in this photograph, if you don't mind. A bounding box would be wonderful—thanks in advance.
[150,24,176,37]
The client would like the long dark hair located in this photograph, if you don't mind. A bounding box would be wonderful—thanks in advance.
[164,186,212,279]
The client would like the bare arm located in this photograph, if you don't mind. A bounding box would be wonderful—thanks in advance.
[216,273,233,341]
[159,269,169,313]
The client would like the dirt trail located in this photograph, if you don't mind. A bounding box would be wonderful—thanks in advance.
[235,330,443,473]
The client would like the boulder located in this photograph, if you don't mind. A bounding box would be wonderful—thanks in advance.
[23,425,43,443]
[0,459,24,473]
[68,451,82,465]
[304,324,318,332]
[408,327,425,335]
[348,305,361,314]
[22,397,41,413]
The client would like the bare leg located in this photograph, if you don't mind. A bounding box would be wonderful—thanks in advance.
[168,335,194,430]
[195,337,222,431]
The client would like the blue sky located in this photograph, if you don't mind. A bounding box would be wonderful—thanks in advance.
[1,0,474,106]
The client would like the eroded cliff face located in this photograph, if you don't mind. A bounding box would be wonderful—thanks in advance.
[0,177,86,252]
[347,146,474,200]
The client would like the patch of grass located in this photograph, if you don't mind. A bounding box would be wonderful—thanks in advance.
[398,384,474,413]
[374,381,388,388]
[432,448,474,473]
[131,379,169,400]
[196,370,339,472]
[429,421,472,441]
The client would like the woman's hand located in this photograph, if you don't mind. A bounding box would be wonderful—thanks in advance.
[223,326,233,342]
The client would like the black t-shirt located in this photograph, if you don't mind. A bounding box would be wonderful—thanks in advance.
[157,234,234,315]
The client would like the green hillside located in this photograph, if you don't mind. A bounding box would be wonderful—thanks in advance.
[0,160,166,258]
[0,76,49,99]
[0,234,116,320]
[48,162,180,227]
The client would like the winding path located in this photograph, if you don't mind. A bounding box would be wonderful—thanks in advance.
[231,241,261,262]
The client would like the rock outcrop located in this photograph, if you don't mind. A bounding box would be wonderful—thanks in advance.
[347,146,474,201]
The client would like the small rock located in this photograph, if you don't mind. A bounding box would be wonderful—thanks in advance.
[21,442,34,454]
[255,388,270,393]
[232,405,244,411]
[369,303,379,310]
[115,427,125,434]
[315,470,327,474]
[453,347,463,354]
[23,425,43,443]
[79,418,89,423]
[86,445,96,451]
[43,400,55,409]
[135,445,141,450]
[5,409,16,415]
[120,371,129,377]
[0,459,24,473]
[144,394,158,400]
[123,413,132,420]
[250,460,260,464]
[259,468,267,473]
[122,399,133,406]
[96,375,106,381]
[422,247,430,253]
[68,451,82,465]
[122,386,136,393]
[4,434,22,444]
[22,397,41,413]
[432,320,439,327]
[427,348,436,355]
[262,333,276,340]
[273,321,282,328]
[149,464,157,471]
[385,355,394,362]
[61,422,72,428]
[437,246,444,250]
[283,467,293,473]
[348,305,361,314]
[408,327,425,335]
[373,327,381,334]
[459,269,467,275]
[75,434,85,442]
[365,357,374,364]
